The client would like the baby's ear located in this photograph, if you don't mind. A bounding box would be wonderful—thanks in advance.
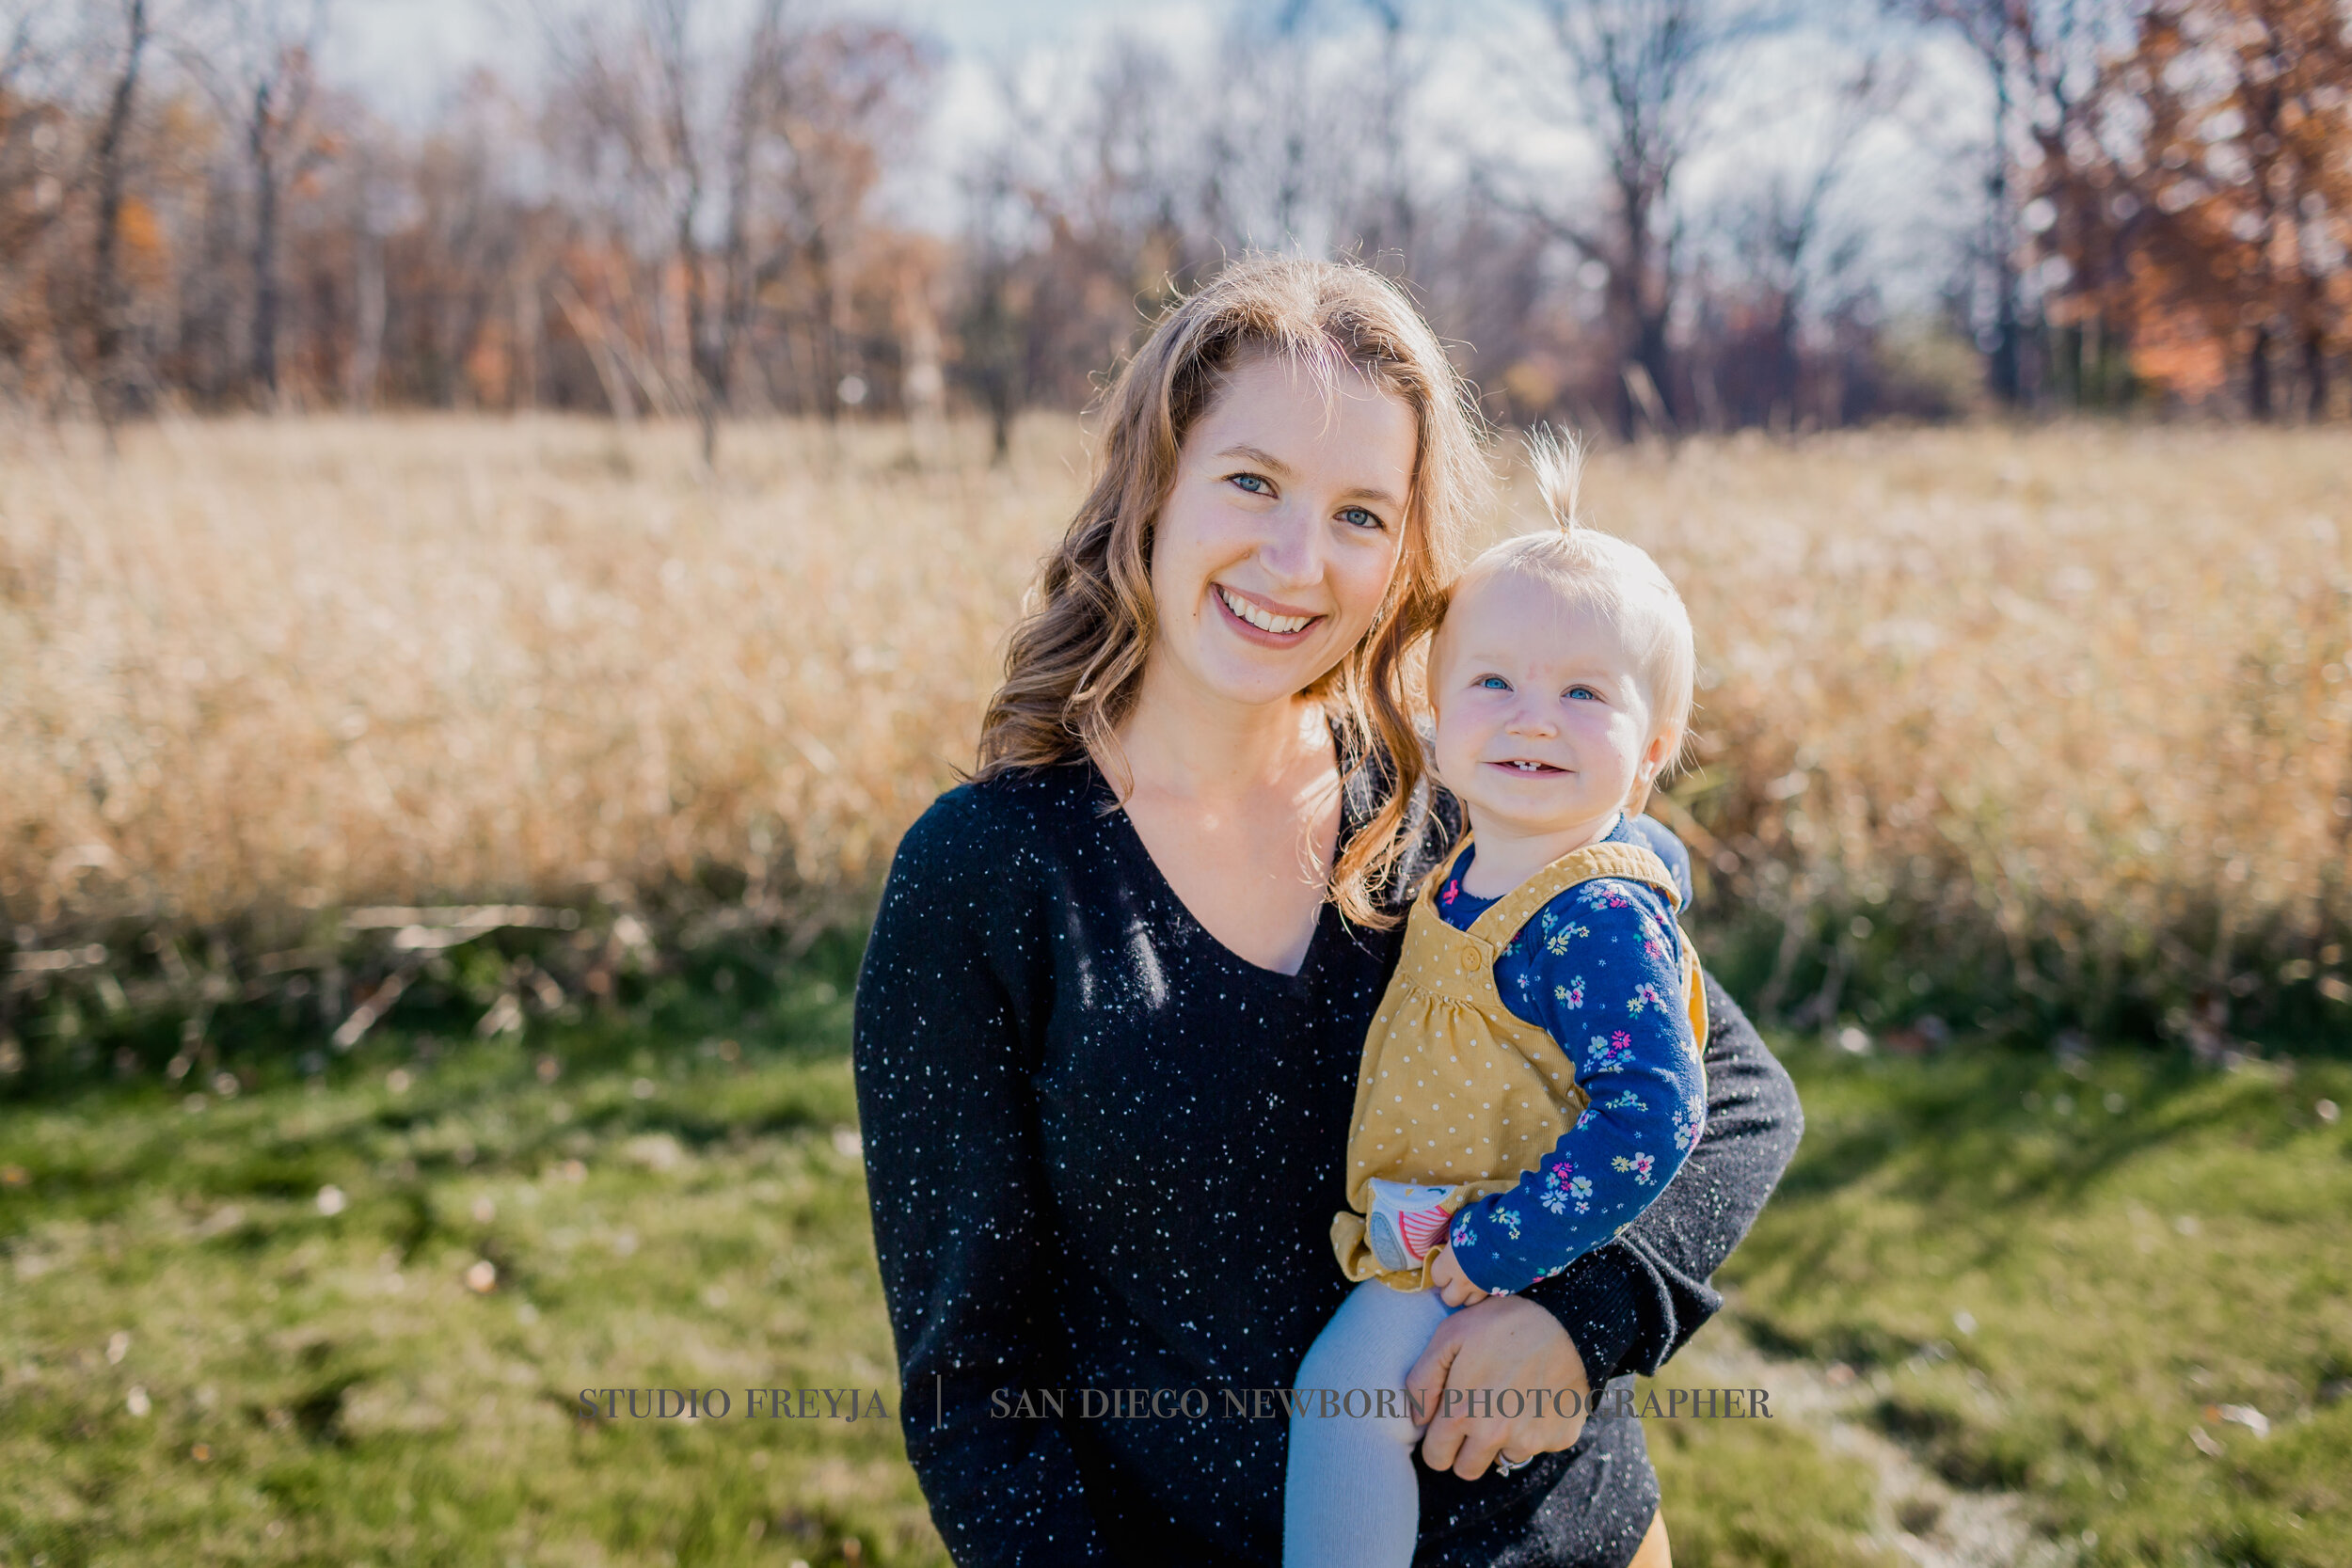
[1637,731,1670,779]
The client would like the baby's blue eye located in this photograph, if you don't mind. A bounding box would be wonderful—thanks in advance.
[1339,506,1383,531]
[1230,473,1273,496]
[1478,675,1511,690]
[1566,685,1600,701]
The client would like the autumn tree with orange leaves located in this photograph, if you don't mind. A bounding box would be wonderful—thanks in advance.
[2038,0,2351,414]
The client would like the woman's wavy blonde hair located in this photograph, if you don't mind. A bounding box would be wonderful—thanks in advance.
[973,254,1490,927]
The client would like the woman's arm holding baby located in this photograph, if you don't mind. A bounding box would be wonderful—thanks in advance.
[1411,974,1803,1475]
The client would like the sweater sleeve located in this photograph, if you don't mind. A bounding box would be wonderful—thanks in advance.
[1442,880,1705,1295]
[851,788,1112,1567]
[1512,972,1803,1386]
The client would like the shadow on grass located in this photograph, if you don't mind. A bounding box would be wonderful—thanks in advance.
[1772,1043,2282,1210]
[0,922,873,1108]
[0,927,868,1251]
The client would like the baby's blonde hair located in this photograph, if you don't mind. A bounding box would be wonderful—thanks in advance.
[1435,427,1696,812]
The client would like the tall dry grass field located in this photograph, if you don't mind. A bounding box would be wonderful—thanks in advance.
[3,417,1065,924]
[3,415,2348,1066]
[1555,428,2352,1042]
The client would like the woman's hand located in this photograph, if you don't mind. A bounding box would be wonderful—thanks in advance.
[1405,1294,1591,1479]
[1427,1244,1490,1307]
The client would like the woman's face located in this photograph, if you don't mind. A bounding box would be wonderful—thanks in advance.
[1146,354,1418,714]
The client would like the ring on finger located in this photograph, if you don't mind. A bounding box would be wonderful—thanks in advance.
[1491,1452,1530,1477]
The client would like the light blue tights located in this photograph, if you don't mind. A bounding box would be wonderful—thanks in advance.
[1281,1281,1459,1568]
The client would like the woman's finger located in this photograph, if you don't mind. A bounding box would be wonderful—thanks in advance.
[1410,1296,1592,1476]
[1404,1312,1468,1468]
[1445,1413,1514,1480]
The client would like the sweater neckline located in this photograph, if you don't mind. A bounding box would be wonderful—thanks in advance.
[1079,713,1366,990]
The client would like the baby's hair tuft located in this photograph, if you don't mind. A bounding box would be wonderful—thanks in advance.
[1524,424,1588,534]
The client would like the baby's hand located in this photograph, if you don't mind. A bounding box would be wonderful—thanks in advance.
[1428,1244,1490,1307]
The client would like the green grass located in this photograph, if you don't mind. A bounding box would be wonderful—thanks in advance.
[1645,1373,1894,1568]
[0,954,940,1568]
[1722,1040,2352,1566]
[7,962,2346,1566]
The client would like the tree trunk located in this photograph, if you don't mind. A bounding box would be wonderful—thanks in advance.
[248,81,280,405]
[2248,324,2272,420]
[1986,65,2022,406]
[807,230,841,425]
[676,235,717,466]
[90,0,150,434]
[2304,325,2327,421]
[346,155,383,412]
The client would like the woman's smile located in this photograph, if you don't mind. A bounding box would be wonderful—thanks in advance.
[1214,583,1324,643]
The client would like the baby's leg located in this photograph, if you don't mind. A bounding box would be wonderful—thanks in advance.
[1281,1281,1455,1568]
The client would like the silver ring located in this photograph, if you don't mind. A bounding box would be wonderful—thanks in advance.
[1491,1453,1529,1477]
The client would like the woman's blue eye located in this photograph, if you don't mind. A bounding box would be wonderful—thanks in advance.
[1339,506,1383,531]
[1478,675,1511,690]
[1230,473,1273,496]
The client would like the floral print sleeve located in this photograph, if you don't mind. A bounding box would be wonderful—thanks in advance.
[1442,873,1706,1297]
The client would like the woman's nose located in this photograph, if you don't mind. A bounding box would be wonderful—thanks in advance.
[1254,509,1322,587]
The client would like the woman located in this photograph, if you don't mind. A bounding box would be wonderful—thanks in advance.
[853,257,1801,1567]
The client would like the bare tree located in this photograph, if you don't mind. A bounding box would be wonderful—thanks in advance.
[0,3,69,404]
[741,20,928,421]
[958,138,1030,463]
[1711,50,1909,426]
[1889,0,2128,404]
[181,0,329,404]
[543,0,923,459]
[542,0,725,451]
[1350,0,1428,271]
[86,0,151,430]
[1496,0,1789,436]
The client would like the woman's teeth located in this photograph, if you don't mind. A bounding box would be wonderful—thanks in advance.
[1218,587,1312,635]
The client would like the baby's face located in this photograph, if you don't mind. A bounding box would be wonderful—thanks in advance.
[1430,568,1664,844]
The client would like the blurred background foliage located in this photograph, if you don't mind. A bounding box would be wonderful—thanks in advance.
[0,0,2346,444]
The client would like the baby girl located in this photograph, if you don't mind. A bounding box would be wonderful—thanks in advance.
[1284,433,1708,1568]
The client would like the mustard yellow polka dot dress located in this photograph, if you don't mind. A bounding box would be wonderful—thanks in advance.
[1330,832,1708,1294]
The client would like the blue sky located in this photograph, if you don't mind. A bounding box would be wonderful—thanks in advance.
[328,0,1204,118]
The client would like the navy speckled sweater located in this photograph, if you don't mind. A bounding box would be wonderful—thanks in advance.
[852,756,1802,1568]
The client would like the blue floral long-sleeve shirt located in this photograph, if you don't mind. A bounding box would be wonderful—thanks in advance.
[1438,814,1707,1295]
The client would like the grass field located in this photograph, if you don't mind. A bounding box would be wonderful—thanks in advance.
[5,415,2350,1563]
[0,945,933,1568]
[1717,1041,2352,1566]
[6,953,2347,1566]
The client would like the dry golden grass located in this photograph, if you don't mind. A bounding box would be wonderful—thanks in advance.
[3,414,2348,1044]
[1,415,1074,930]
[1554,426,2351,1035]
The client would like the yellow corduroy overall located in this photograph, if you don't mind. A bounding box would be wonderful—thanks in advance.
[1329,837,1709,1292]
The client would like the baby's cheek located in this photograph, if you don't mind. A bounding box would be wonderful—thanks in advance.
[1431,712,1482,776]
